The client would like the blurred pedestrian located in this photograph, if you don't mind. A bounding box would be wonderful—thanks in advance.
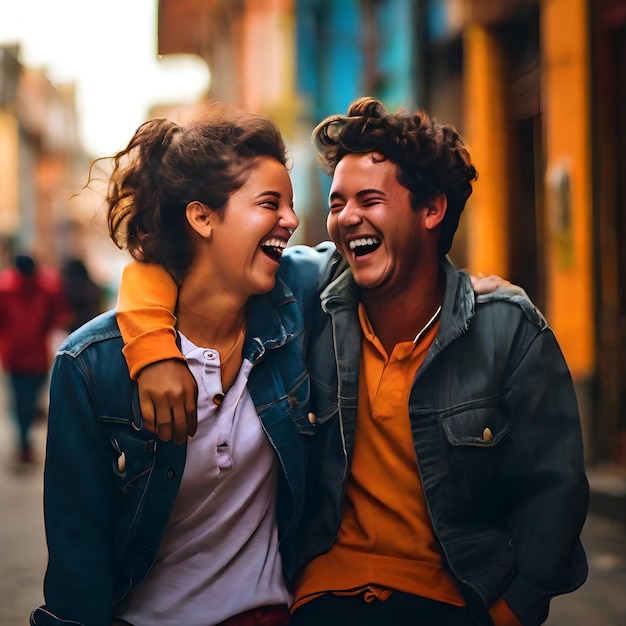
[0,254,68,464]
[59,258,104,332]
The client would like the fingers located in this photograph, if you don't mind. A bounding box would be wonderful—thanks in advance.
[167,368,198,444]
[470,273,512,295]
[154,397,175,443]
[136,359,198,444]
[171,402,190,446]
[184,382,199,439]
[138,391,158,435]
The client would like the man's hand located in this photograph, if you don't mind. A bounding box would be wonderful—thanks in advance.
[471,273,512,295]
[137,359,198,445]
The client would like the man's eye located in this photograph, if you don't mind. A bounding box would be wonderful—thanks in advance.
[329,204,343,213]
[362,198,380,207]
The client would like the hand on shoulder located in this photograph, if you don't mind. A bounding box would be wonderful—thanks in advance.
[470,273,512,295]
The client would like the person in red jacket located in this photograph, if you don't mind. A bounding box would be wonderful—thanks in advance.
[0,254,69,464]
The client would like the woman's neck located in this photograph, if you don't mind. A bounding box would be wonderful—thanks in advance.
[176,274,248,349]
[176,280,248,394]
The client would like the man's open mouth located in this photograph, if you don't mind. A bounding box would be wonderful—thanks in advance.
[348,237,381,257]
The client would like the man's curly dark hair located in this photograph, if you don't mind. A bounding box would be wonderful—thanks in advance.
[311,97,478,257]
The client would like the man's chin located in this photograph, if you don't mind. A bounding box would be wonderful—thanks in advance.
[351,272,385,291]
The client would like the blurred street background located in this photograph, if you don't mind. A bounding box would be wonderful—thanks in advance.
[1,0,626,624]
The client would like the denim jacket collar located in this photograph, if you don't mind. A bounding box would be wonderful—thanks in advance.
[240,279,301,364]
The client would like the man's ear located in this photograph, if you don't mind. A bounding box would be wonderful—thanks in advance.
[424,194,447,231]
[186,201,213,239]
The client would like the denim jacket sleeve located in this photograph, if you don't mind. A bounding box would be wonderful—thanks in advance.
[498,324,589,624]
[32,310,187,626]
[32,348,119,626]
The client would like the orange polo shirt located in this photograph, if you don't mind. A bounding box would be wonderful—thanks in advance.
[293,303,521,626]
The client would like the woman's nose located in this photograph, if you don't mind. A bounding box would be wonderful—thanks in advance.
[280,206,299,231]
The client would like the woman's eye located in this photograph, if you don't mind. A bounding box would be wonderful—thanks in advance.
[260,200,279,210]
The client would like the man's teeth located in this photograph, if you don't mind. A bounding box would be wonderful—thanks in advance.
[348,237,380,250]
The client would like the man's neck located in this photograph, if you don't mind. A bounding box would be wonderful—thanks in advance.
[359,272,444,356]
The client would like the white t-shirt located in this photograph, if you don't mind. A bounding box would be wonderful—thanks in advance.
[116,333,290,626]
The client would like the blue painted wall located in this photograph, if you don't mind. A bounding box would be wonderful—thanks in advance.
[294,0,420,239]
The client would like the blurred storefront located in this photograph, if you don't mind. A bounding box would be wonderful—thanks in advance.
[0,45,97,274]
[420,0,626,473]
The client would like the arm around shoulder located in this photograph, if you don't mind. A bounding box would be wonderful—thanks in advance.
[116,261,183,379]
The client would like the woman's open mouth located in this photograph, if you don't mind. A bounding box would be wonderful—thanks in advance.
[261,238,287,262]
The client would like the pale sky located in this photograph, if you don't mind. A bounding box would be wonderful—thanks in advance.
[0,0,210,156]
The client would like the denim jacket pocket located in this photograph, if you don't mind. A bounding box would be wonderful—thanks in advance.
[285,371,315,435]
[108,429,157,495]
[442,403,511,501]
[442,405,510,447]
[309,377,339,425]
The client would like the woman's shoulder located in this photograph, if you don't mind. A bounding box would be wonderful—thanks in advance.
[56,309,123,358]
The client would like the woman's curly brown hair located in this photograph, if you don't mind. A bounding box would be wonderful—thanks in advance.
[92,102,288,281]
[311,97,478,257]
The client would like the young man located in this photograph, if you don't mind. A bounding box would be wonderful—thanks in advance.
[116,98,588,626]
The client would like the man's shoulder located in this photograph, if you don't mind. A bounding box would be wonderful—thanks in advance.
[280,242,344,292]
[282,241,337,270]
[474,284,548,330]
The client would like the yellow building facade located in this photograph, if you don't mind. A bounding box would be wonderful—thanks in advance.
[461,0,626,469]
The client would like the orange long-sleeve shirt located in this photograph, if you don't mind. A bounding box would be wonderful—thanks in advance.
[116,262,183,379]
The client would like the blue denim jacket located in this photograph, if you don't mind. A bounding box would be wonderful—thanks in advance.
[30,280,312,626]
[280,243,589,626]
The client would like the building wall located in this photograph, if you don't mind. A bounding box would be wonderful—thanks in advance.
[459,0,597,460]
[0,111,19,250]
[462,1,593,374]
[155,0,625,468]
[0,47,89,278]
[541,0,593,379]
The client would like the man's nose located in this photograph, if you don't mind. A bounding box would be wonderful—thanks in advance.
[337,202,362,227]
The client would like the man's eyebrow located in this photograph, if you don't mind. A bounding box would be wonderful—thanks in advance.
[356,188,386,198]
[329,188,386,200]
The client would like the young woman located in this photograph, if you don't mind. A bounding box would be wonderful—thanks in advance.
[30,104,310,626]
